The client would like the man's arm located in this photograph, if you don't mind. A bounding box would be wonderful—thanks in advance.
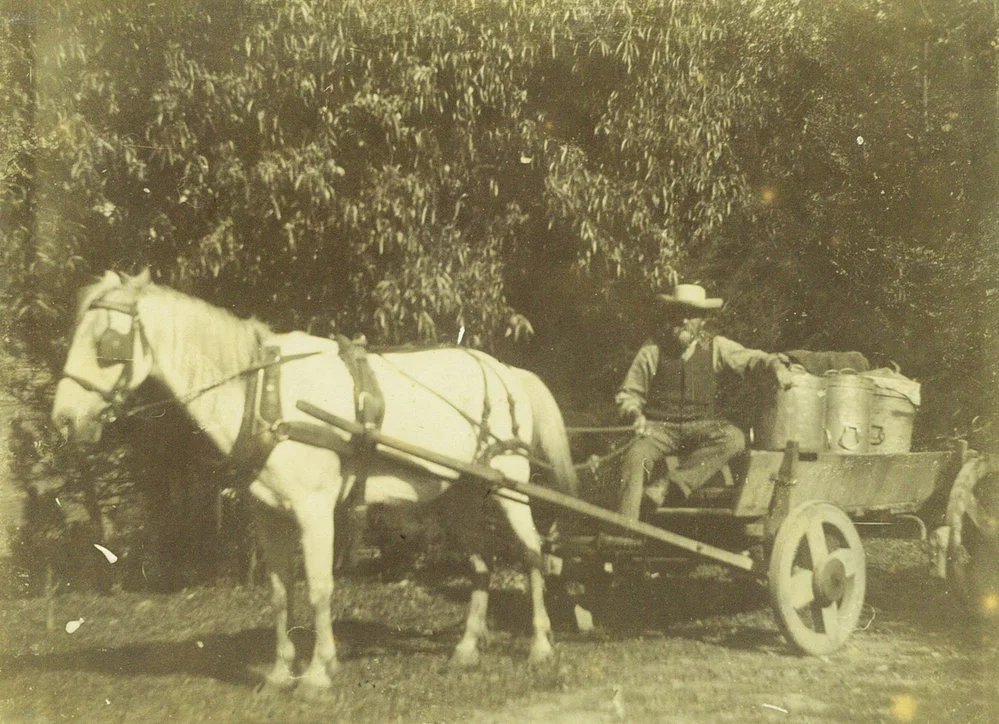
[713,336,792,388]
[615,343,659,421]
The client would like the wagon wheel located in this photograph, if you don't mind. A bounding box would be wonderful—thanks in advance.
[768,501,866,656]
[946,454,999,620]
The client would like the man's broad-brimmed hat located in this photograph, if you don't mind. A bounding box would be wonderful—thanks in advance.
[655,283,723,313]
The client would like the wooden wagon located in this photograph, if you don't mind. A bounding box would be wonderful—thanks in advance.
[297,400,997,657]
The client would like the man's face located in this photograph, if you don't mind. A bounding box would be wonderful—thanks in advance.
[661,309,705,349]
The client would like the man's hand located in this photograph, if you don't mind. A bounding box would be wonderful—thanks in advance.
[771,355,794,390]
[632,413,648,435]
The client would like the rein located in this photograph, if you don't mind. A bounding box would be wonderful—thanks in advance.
[376,350,524,460]
[566,425,634,435]
[121,350,322,421]
[377,353,485,432]
[69,289,627,484]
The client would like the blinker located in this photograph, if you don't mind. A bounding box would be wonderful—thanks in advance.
[97,327,133,367]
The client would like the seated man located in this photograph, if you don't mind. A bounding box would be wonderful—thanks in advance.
[616,279,792,521]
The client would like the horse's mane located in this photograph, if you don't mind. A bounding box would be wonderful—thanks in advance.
[138,283,272,381]
[78,272,272,388]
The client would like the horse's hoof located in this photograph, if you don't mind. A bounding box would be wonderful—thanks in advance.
[296,675,334,700]
[296,660,337,697]
[528,642,555,667]
[255,681,291,698]
[449,646,481,669]
[297,681,335,701]
[258,667,297,693]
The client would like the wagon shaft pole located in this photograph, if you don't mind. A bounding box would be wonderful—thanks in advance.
[509,485,758,572]
[296,401,757,573]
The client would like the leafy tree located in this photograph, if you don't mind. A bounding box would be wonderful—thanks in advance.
[0,0,996,590]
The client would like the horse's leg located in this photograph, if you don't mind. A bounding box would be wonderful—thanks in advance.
[277,447,341,692]
[451,552,491,668]
[496,492,555,665]
[250,497,298,689]
[292,490,338,692]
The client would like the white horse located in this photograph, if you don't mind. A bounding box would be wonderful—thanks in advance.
[52,270,579,692]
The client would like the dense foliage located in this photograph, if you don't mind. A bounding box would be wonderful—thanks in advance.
[1,0,997,589]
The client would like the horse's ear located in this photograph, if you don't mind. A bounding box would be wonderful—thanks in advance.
[76,286,92,313]
[102,270,122,285]
[122,268,151,289]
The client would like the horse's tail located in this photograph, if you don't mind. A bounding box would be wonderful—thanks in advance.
[514,369,579,498]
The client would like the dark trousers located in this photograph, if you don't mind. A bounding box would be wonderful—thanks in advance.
[618,419,746,521]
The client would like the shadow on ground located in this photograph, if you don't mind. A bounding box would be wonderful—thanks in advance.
[0,617,463,686]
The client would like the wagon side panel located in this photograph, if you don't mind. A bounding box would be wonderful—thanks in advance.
[733,451,956,518]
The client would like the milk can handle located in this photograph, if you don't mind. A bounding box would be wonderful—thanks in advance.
[825,368,860,377]
[870,424,885,446]
[838,425,862,451]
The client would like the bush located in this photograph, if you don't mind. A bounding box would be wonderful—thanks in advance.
[1,0,996,589]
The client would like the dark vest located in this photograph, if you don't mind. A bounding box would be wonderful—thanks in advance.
[645,338,717,421]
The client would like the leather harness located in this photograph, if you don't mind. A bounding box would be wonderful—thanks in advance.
[67,291,526,515]
[227,339,528,496]
[228,337,385,494]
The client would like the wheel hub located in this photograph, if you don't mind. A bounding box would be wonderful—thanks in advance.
[813,556,847,606]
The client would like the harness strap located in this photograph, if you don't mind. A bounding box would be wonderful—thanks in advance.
[468,351,525,464]
[380,354,482,430]
[227,346,324,487]
[62,372,116,402]
[336,335,385,429]
[478,438,530,463]
[335,335,386,510]
[506,386,520,440]
[474,355,493,456]
[228,346,285,486]
[378,349,526,466]
[227,342,385,491]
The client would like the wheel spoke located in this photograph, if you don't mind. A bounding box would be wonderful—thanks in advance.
[788,568,815,609]
[816,599,841,638]
[805,519,830,566]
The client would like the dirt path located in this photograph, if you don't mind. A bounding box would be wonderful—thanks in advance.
[0,540,996,722]
[473,540,998,723]
[474,620,996,723]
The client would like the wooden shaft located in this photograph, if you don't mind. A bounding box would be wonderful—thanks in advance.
[653,507,736,517]
[296,401,756,572]
[565,425,634,435]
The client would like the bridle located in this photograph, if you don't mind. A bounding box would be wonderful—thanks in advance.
[61,295,149,423]
[60,292,318,425]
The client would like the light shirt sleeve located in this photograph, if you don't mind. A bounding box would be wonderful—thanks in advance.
[712,335,781,377]
[615,343,659,419]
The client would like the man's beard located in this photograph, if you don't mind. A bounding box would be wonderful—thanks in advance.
[670,319,703,350]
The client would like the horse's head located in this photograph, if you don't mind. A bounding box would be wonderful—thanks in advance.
[52,269,156,444]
